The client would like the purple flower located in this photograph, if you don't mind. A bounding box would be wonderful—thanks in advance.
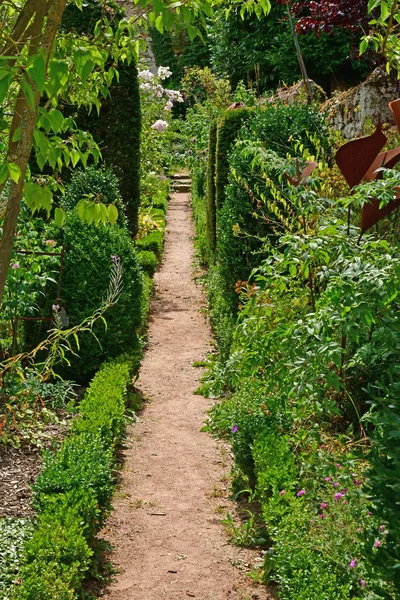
[333,482,340,487]
[319,513,325,519]
[325,476,332,482]
[374,540,381,547]
[349,558,357,568]
[320,502,327,509]
[231,425,238,434]
[334,492,345,501]
[367,511,372,516]
[297,489,305,497]
[353,479,362,486]
[360,579,366,588]
[12,263,20,269]
[279,490,286,496]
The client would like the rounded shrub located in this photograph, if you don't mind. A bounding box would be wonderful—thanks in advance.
[137,250,158,276]
[51,212,143,383]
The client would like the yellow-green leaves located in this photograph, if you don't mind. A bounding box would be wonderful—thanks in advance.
[24,182,53,217]
[77,198,119,226]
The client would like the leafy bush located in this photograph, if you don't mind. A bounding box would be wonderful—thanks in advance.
[137,250,158,276]
[14,509,92,600]
[73,359,131,443]
[15,358,135,597]
[136,230,164,257]
[50,210,143,384]
[34,432,114,513]
[206,120,218,254]
[215,107,252,210]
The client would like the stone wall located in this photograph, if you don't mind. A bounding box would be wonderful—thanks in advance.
[322,69,399,138]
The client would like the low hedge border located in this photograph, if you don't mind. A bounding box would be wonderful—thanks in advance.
[13,358,135,600]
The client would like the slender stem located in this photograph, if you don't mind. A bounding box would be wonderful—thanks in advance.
[286,1,313,103]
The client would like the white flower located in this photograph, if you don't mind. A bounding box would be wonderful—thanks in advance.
[157,66,172,80]
[165,89,184,103]
[164,100,173,111]
[139,82,152,91]
[151,119,169,132]
[138,69,154,83]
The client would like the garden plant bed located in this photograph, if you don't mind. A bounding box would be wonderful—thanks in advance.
[0,447,41,518]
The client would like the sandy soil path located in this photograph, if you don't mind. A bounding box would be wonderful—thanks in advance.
[102,187,272,600]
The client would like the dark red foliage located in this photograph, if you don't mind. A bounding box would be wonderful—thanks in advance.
[277,1,369,34]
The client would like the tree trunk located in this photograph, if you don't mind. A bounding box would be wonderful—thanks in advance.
[0,0,68,307]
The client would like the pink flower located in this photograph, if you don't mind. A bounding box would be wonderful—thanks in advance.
[335,463,342,469]
[360,579,366,588]
[379,525,386,532]
[374,540,381,547]
[12,263,20,269]
[52,304,60,311]
[320,502,327,509]
[297,489,305,497]
[334,492,345,501]
[333,482,340,487]
[349,558,357,568]
[368,511,372,516]
[325,476,332,482]
[279,490,286,496]
[151,119,169,132]
[352,473,357,477]
[319,513,325,519]
[353,479,362,486]
[45,239,56,247]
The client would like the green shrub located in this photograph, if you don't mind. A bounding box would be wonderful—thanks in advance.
[137,250,158,276]
[141,274,154,326]
[52,211,143,383]
[33,432,114,514]
[136,230,164,257]
[206,120,217,253]
[34,489,100,544]
[215,108,252,211]
[14,508,92,600]
[191,169,209,265]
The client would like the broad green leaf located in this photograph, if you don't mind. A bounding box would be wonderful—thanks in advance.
[28,54,46,93]
[54,207,65,228]
[108,204,118,225]
[12,127,22,143]
[0,73,11,104]
[0,162,7,185]
[155,14,164,33]
[7,162,21,183]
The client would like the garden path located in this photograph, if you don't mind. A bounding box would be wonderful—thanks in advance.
[102,181,272,600]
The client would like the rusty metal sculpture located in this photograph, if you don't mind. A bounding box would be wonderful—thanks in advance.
[335,98,400,234]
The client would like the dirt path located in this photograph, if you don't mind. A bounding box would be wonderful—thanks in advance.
[102,186,272,600]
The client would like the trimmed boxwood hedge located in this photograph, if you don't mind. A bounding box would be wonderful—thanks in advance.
[206,120,217,254]
[13,359,134,600]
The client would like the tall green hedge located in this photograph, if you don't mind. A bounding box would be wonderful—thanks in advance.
[61,0,142,236]
[206,120,217,253]
[215,108,252,211]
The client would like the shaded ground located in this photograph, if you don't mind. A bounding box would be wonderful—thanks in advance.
[102,184,273,600]
[0,447,41,518]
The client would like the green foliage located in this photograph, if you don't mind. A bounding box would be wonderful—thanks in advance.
[150,25,211,89]
[190,168,210,265]
[137,250,158,276]
[48,210,143,384]
[215,108,253,210]
[14,508,92,600]
[34,432,114,513]
[62,165,127,228]
[14,358,134,598]
[209,5,369,94]
[206,121,218,254]
[136,230,164,257]
[203,143,400,597]
[0,518,33,599]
